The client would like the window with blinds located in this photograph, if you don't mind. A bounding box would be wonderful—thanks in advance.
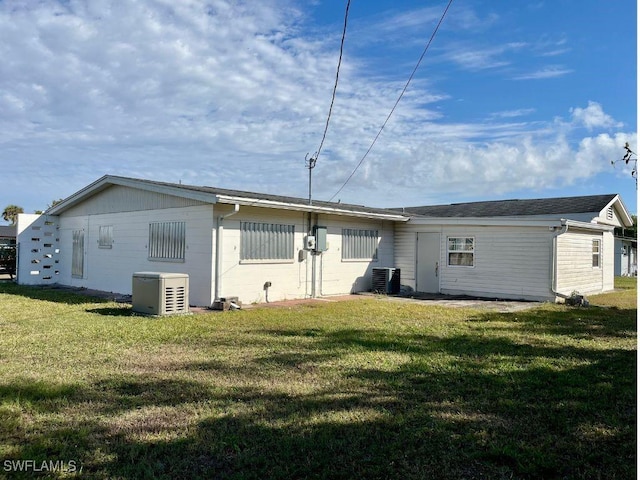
[148,221,186,261]
[240,222,295,261]
[341,228,378,260]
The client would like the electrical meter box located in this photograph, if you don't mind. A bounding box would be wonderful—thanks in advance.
[313,226,328,251]
[132,272,189,315]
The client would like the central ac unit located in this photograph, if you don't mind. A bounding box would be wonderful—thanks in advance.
[132,272,189,315]
[372,267,401,295]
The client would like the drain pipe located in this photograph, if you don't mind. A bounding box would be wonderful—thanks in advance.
[214,204,239,302]
[550,220,569,301]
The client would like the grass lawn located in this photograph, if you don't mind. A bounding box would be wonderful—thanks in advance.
[0,279,636,479]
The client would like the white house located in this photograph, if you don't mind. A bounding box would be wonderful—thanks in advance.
[16,175,633,305]
[393,194,632,301]
[614,235,637,276]
[16,175,405,306]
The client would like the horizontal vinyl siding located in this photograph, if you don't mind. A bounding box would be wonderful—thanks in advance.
[58,205,215,306]
[62,185,207,216]
[602,231,614,291]
[394,225,418,289]
[556,230,604,295]
[396,224,554,301]
[440,227,552,300]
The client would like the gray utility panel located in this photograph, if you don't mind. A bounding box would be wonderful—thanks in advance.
[132,272,189,315]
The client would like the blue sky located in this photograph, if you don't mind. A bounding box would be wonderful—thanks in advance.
[0,0,637,222]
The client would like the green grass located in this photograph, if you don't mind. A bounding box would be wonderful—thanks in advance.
[0,280,636,479]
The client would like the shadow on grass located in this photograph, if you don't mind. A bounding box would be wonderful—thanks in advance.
[0,282,112,305]
[1,307,636,479]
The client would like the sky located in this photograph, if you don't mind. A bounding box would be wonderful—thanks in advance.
[0,0,637,223]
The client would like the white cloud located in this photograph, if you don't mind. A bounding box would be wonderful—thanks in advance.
[0,1,634,215]
[570,101,624,131]
[512,65,573,80]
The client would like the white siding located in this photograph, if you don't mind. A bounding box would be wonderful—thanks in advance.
[396,224,554,301]
[58,205,215,306]
[556,230,605,295]
[602,231,614,291]
[63,185,207,216]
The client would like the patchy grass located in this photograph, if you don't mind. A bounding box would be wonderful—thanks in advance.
[0,282,635,479]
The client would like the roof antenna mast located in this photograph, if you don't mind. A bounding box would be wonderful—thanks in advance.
[305,152,317,205]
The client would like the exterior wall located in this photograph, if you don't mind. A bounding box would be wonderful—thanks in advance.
[62,184,207,216]
[602,231,614,291]
[395,224,555,301]
[318,215,395,296]
[57,205,215,306]
[215,205,395,304]
[16,214,60,285]
[556,229,607,295]
[614,238,638,276]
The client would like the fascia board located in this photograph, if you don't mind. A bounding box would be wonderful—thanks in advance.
[404,216,565,227]
[215,195,409,222]
[46,175,219,215]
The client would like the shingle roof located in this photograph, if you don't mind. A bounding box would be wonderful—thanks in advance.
[54,175,407,219]
[393,194,618,218]
[0,225,16,238]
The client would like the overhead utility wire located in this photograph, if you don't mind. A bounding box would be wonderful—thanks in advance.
[315,0,351,163]
[307,0,351,205]
[328,0,454,202]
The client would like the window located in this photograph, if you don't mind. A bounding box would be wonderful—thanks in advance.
[592,239,601,268]
[98,225,113,249]
[149,221,186,261]
[240,222,294,261]
[448,237,474,267]
[342,228,378,260]
[72,229,84,278]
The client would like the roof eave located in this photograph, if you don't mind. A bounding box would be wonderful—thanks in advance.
[215,195,409,221]
[46,175,220,215]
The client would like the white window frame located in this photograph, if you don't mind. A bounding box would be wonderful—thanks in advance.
[148,221,186,262]
[447,236,475,267]
[592,239,601,268]
[341,228,379,261]
[240,222,295,263]
[98,225,113,249]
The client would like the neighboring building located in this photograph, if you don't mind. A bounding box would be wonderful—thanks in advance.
[393,194,632,301]
[15,175,634,305]
[614,236,637,276]
[0,225,16,246]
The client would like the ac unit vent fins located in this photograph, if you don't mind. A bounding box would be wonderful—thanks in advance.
[372,267,401,295]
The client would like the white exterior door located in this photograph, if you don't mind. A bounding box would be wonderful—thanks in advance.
[416,232,440,293]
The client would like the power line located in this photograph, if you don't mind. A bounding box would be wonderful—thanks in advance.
[328,0,455,202]
[307,0,351,205]
[316,0,351,162]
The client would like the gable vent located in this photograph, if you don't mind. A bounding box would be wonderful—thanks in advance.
[606,206,614,220]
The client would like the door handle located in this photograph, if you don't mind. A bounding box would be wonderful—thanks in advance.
[435,262,439,277]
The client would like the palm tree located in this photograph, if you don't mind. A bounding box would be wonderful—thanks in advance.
[2,205,24,225]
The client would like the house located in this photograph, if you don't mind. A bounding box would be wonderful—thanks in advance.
[0,225,16,246]
[16,175,406,306]
[614,235,637,276]
[393,194,632,301]
[15,175,633,305]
